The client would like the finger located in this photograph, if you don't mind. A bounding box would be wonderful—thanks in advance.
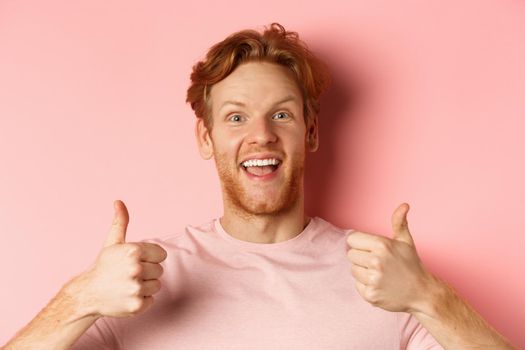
[391,203,414,246]
[135,295,154,314]
[140,262,164,280]
[347,248,373,268]
[347,231,387,252]
[140,279,162,297]
[104,200,129,247]
[137,242,168,263]
[351,263,370,285]
[355,280,367,298]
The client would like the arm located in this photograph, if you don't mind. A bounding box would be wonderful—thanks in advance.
[3,273,100,350]
[346,203,518,350]
[2,200,167,350]
[410,273,517,350]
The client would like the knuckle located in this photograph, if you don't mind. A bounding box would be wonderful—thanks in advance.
[370,257,382,270]
[127,297,144,314]
[365,289,379,305]
[129,263,143,278]
[128,281,142,296]
[126,243,141,258]
[368,272,381,286]
[377,240,391,255]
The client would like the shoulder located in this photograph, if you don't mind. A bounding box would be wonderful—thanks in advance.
[139,219,216,247]
[311,216,355,238]
[308,216,355,252]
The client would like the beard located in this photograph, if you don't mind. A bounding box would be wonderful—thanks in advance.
[214,150,304,218]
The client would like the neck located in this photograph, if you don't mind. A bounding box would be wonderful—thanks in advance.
[219,193,310,244]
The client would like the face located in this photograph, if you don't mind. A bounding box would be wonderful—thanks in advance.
[196,61,318,217]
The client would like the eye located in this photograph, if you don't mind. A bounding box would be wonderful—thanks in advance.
[228,114,243,122]
[272,111,290,120]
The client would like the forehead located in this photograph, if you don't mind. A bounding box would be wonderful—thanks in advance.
[209,61,303,111]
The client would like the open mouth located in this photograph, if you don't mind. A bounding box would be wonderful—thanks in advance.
[240,158,282,178]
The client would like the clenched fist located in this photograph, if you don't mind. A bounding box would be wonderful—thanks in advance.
[81,200,168,318]
[346,203,434,314]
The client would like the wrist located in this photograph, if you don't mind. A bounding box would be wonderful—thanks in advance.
[409,271,447,318]
[61,270,102,321]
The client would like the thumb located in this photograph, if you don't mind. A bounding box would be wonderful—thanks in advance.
[391,202,415,246]
[104,200,129,247]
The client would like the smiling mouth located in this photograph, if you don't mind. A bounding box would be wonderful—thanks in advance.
[240,158,281,177]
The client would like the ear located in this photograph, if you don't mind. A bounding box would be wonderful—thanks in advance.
[195,118,214,160]
[306,115,319,152]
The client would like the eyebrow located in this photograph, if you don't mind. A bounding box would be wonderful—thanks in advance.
[219,95,299,112]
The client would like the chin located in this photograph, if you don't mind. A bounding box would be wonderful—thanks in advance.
[219,162,303,216]
[239,202,289,216]
[234,190,298,216]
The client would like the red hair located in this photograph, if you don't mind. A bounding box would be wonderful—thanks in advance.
[186,22,331,128]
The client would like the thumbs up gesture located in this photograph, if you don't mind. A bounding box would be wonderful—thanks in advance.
[82,200,168,318]
[346,203,434,313]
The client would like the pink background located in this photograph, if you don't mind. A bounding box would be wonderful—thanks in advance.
[1,0,524,347]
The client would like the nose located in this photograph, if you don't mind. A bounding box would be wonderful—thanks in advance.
[245,116,278,146]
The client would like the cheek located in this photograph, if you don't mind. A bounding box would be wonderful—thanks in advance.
[212,138,243,166]
[285,130,308,157]
[211,127,240,149]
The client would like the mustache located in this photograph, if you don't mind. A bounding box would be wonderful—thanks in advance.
[238,148,285,159]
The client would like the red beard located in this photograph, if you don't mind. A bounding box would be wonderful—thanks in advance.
[214,150,304,217]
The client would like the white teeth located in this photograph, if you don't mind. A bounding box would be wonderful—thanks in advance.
[241,158,280,167]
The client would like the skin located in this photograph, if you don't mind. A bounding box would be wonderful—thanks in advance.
[3,60,517,350]
[347,203,517,349]
[195,61,319,244]
[2,201,167,349]
[196,61,517,349]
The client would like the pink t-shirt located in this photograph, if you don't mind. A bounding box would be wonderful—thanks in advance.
[71,217,443,349]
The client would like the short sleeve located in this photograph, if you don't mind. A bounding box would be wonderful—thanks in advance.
[70,317,120,350]
[398,312,445,350]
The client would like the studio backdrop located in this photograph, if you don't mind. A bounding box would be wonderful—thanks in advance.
[1,0,524,347]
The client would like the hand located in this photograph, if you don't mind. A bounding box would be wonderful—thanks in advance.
[81,200,168,318]
[346,203,434,313]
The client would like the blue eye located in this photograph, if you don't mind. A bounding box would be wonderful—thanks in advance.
[273,112,289,120]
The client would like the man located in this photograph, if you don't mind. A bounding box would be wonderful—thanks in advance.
[3,23,517,349]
